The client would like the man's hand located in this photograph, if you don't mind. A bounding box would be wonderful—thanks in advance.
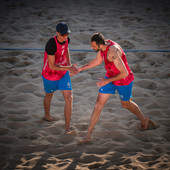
[96,77,110,87]
[77,66,83,72]
[70,66,82,76]
[69,63,79,76]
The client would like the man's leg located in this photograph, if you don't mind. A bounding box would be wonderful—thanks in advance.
[61,90,73,133]
[121,99,149,129]
[43,92,54,121]
[79,93,112,143]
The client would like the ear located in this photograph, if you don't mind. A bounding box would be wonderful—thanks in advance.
[98,44,103,49]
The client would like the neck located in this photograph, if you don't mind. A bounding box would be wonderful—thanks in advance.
[101,44,108,52]
[56,34,64,43]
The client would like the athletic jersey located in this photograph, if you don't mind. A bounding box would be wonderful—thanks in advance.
[42,35,68,81]
[100,40,134,86]
[45,37,70,55]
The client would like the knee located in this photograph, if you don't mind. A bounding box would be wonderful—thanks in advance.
[45,93,53,101]
[95,101,105,111]
[64,93,73,102]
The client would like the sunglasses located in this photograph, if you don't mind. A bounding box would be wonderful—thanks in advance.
[58,32,69,37]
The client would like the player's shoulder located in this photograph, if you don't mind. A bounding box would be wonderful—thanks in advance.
[45,37,56,55]
[47,37,56,45]
[108,45,122,58]
[109,45,119,53]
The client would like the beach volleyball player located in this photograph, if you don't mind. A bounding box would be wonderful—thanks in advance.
[78,33,149,143]
[42,22,78,133]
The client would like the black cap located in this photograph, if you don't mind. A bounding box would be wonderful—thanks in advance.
[56,22,71,35]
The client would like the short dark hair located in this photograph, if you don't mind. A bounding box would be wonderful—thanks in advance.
[91,33,105,46]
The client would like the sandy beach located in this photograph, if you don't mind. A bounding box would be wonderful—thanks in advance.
[0,0,170,169]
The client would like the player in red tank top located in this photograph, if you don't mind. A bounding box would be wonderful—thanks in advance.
[42,23,78,134]
[78,33,149,144]
[100,39,134,86]
[42,35,69,80]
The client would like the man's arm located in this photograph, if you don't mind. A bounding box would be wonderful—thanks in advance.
[78,52,103,72]
[97,45,128,87]
[48,54,78,73]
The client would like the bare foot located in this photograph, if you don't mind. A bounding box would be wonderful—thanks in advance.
[140,116,149,130]
[78,137,92,144]
[43,116,56,122]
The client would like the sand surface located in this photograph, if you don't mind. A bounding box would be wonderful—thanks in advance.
[0,0,170,169]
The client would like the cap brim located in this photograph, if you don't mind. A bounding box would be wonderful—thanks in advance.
[67,29,71,34]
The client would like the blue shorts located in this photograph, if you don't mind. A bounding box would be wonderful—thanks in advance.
[99,78,133,101]
[42,71,72,93]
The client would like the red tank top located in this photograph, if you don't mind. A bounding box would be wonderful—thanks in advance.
[100,40,134,86]
[42,35,68,81]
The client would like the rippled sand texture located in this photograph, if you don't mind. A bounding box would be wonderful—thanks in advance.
[0,0,170,169]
